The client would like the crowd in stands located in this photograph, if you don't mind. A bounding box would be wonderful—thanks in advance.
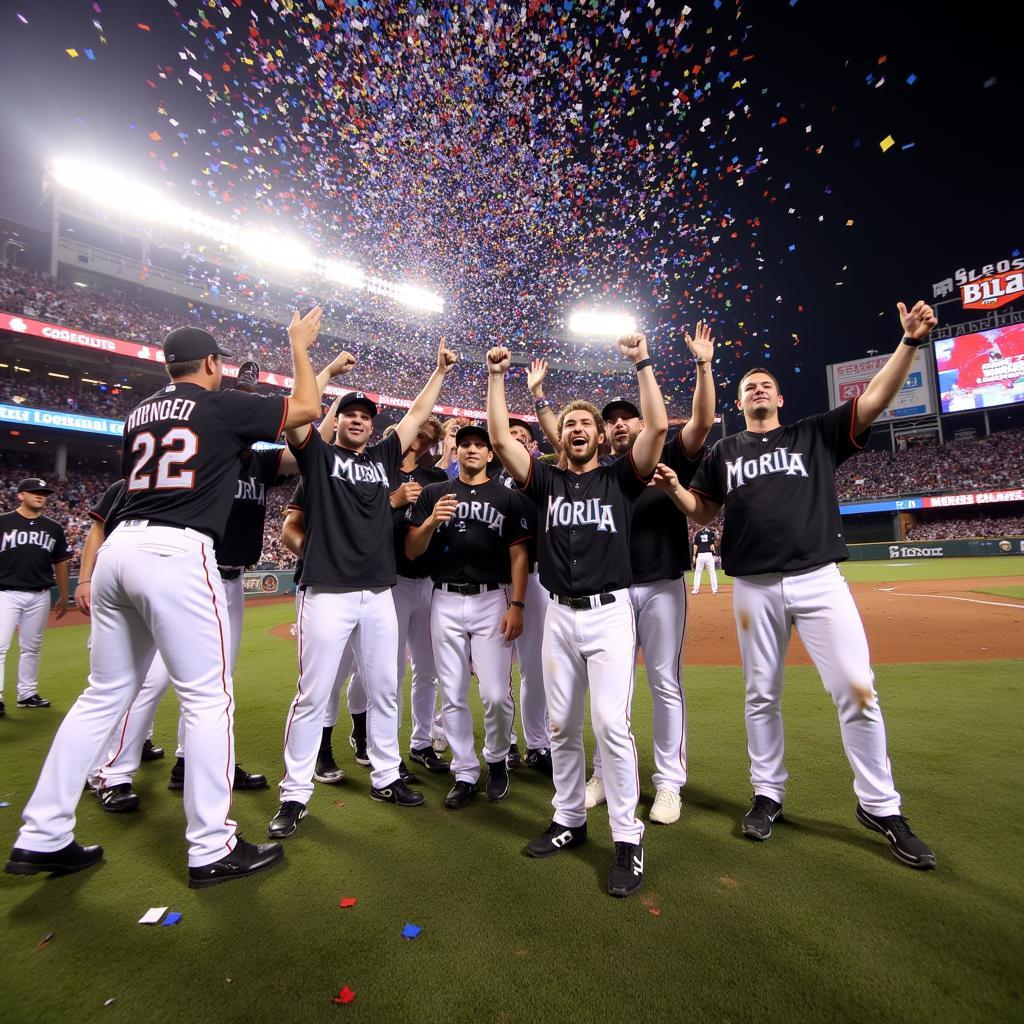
[0,377,138,419]
[905,514,1024,541]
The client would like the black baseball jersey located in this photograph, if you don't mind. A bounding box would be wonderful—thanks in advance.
[90,480,126,531]
[216,447,288,567]
[693,528,716,553]
[0,510,71,590]
[287,481,305,586]
[491,462,539,570]
[113,382,287,545]
[409,477,530,586]
[689,399,869,576]
[520,452,650,597]
[628,434,706,584]
[394,464,448,579]
[288,425,402,588]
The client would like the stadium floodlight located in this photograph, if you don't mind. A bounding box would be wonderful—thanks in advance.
[568,310,638,337]
[393,282,445,314]
[238,227,314,272]
[317,258,366,290]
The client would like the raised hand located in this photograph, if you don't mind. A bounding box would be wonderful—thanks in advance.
[684,320,714,362]
[527,357,549,395]
[487,346,512,376]
[616,331,649,363]
[430,493,460,525]
[898,300,938,341]
[288,305,322,351]
[437,336,457,373]
[328,351,356,377]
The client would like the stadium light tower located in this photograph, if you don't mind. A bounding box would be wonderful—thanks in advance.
[568,309,638,338]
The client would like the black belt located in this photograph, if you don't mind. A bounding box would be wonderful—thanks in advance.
[218,567,243,581]
[550,592,617,610]
[0,586,49,593]
[434,582,502,596]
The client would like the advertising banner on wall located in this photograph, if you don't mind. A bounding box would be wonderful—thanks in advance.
[827,349,934,421]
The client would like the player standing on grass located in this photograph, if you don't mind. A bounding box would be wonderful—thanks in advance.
[0,479,71,715]
[690,527,719,595]
[655,300,938,869]
[5,311,324,886]
[487,333,668,898]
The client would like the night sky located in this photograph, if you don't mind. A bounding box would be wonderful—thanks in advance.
[0,0,1019,422]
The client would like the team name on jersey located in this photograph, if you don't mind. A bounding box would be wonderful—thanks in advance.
[125,398,197,433]
[450,500,505,533]
[1,528,56,553]
[235,476,266,506]
[545,496,618,533]
[725,447,809,492]
[330,454,390,487]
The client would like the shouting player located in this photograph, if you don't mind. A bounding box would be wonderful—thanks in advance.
[656,300,938,869]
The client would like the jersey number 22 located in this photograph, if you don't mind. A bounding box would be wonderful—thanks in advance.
[127,428,199,491]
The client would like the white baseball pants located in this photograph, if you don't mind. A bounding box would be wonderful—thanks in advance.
[509,571,551,751]
[692,553,718,593]
[430,587,514,783]
[17,523,239,867]
[591,578,687,792]
[281,586,401,799]
[0,589,52,701]
[96,575,246,785]
[733,562,901,816]
[543,591,644,845]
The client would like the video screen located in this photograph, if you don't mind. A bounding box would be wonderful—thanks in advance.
[935,323,1024,413]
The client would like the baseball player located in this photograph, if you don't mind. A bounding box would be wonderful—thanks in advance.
[659,300,938,869]
[5,311,323,886]
[405,424,529,808]
[486,333,668,898]
[0,478,71,714]
[268,338,458,839]
[690,527,719,595]
[584,321,716,827]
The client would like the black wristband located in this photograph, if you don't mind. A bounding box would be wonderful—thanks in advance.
[901,334,927,349]
[534,398,554,412]
[635,358,653,373]
[510,600,525,609]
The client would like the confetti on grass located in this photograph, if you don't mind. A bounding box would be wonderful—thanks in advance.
[402,923,422,940]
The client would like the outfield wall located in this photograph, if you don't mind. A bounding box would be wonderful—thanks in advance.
[847,538,1024,560]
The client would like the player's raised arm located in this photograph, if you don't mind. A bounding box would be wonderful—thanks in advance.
[283,306,326,439]
[679,321,716,457]
[527,358,560,450]
[652,463,721,526]
[618,332,668,477]
[854,300,938,434]
[315,351,356,397]
[394,337,457,451]
[486,347,531,485]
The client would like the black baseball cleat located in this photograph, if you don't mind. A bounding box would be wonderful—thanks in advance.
[506,743,523,770]
[348,732,370,767]
[233,764,268,791]
[5,840,103,877]
[486,759,510,802]
[398,759,420,785]
[856,805,937,870]
[524,747,554,777]
[444,780,478,809]
[314,750,346,784]
[100,784,140,813]
[741,795,783,841]
[17,694,51,709]
[268,801,307,838]
[168,756,186,790]
[526,821,588,859]
[188,837,284,889]
[0,699,5,717]
[608,841,645,898]
[409,745,450,774]
[141,738,165,761]
[370,779,425,807]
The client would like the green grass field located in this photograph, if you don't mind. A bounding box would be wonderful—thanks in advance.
[2,559,1022,1024]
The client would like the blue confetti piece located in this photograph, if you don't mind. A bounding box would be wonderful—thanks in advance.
[402,923,422,940]
[162,912,182,926]
[906,73,917,85]
[787,244,796,252]
[900,142,916,150]
[84,49,95,60]
[0,802,10,808]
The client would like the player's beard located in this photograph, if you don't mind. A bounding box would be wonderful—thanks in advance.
[610,433,632,456]
[747,400,774,422]
[564,436,598,466]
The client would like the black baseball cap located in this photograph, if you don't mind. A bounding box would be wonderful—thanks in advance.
[455,424,492,449]
[235,359,261,392]
[337,391,379,417]
[17,477,55,495]
[601,397,641,420]
[163,326,233,364]
[508,417,534,435]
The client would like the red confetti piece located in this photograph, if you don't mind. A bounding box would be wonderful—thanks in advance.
[339,897,357,909]
[137,23,150,31]
[332,986,356,1005]
[148,131,161,142]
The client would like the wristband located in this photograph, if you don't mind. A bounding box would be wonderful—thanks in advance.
[901,334,927,349]
[534,398,554,412]
[635,358,653,373]
[695,358,710,366]
[77,579,91,585]
[509,600,525,609]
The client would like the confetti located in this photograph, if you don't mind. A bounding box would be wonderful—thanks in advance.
[138,907,168,925]
[339,897,357,908]
[879,135,896,153]
[332,986,356,1005]
[401,923,422,940]
[36,932,56,949]
[162,912,183,926]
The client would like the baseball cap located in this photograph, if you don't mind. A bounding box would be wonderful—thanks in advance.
[17,477,55,495]
[455,424,492,449]
[235,359,261,392]
[337,391,379,418]
[508,417,534,435]
[162,326,233,364]
[601,397,641,420]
